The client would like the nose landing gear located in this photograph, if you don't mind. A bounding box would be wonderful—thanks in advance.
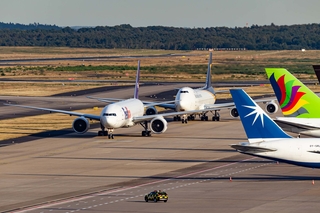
[98,124,115,139]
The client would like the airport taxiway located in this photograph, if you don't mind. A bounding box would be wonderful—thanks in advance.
[1,84,320,213]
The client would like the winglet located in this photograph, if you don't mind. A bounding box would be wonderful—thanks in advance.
[230,89,291,143]
[134,60,140,99]
[266,68,320,118]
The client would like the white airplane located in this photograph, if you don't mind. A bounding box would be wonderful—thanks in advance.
[266,68,320,137]
[4,61,228,139]
[151,52,278,123]
[230,88,320,169]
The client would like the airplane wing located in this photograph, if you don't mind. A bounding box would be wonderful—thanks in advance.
[87,96,176,109]
[231,144,277,153]
[4,104,101,121]
[204,102,236,109]
[132,107,226,123]
[204,98,276,109]
[87,96,125,103]
[143,100,176,108]
[153,103,176,110]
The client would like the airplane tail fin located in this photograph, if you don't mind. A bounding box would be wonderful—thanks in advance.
[134,60,140,99]
[312,65,320,84]
[265,68,320,118]
[203,52,215,93]
[230,89,292,143]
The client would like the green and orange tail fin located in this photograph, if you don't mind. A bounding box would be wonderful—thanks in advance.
[265,68,320,118]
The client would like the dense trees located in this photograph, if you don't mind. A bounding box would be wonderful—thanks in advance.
[1,22,320,50]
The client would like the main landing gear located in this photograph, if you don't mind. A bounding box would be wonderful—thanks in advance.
[173,110,220,123]
[140,121,152,137]
[211,110,220,121]
[173,115,181,121]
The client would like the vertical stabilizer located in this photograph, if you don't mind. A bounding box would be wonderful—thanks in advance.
[134,61,140,99]
[312,65,320,84]
[266,68,320,118]
[230,89,292,143]
[203,52,215,93]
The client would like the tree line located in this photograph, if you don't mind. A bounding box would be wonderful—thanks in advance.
[1,22,320,50]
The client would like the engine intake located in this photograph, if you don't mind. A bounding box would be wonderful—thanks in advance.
[265,101,278,114]
[150,116,167,134]
[145,106,158,115]
[230,108,239,118]
[72,117,90,134]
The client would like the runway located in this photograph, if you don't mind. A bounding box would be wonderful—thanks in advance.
[1,84,320,212]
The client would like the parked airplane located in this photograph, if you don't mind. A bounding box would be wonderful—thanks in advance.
[230,88,320,168]
[4,61,227,139]
[144,52,278,123]
[266,68,320,137]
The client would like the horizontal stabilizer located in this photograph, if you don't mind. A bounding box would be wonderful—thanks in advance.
[231,144,277,153]
[308,150,320,154]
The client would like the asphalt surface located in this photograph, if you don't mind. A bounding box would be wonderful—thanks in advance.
[1,83,319,213]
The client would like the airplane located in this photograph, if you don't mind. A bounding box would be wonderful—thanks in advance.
[4,61,228,139]
[230,88,320,169]
[266,68,320,137]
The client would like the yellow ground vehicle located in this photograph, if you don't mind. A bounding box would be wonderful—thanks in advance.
[144,190,168,202]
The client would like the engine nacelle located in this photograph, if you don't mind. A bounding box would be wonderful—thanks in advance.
[145,106,158,115]
[72,117,90,134]
[230,108,239,118]
[150,116,168,134]
[265,101,278,114]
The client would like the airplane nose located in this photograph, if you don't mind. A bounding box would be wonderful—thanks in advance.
[102,116,117,128]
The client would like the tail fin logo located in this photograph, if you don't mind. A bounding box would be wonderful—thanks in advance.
[243,104,265,127]
[269,73,308,116]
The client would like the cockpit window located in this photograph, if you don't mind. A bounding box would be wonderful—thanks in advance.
[180,91,189,93]
[103,113,117,116]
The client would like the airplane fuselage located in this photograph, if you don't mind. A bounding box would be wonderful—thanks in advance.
[100,98,144,129]
[175,87,216,112]
[247,139,320,168]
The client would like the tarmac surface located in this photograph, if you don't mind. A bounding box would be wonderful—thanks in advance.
[1,84,320,213]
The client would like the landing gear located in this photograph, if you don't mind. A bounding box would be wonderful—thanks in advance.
[98,124,114,139]
[98,131,108,136]
[212,110,220,121]
[200,115,209,121]
[188,115,195,120]
[142,130,151,136]
[140,121,152,137]
[173,115,181,121]
[98,124,109,136]
[181,114,188,124]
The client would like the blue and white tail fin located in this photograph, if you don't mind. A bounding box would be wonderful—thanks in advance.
[133,60,140,99]
[201,52,215,94]
[230,89,292,143]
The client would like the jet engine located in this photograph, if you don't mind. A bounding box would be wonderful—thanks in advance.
[230,108,239,118]
[265,101,278,114]
[72,117,90,134]
[150,116,168,134]
[145,106,158,115]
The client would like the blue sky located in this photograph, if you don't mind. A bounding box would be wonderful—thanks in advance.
[1,0,320,28]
